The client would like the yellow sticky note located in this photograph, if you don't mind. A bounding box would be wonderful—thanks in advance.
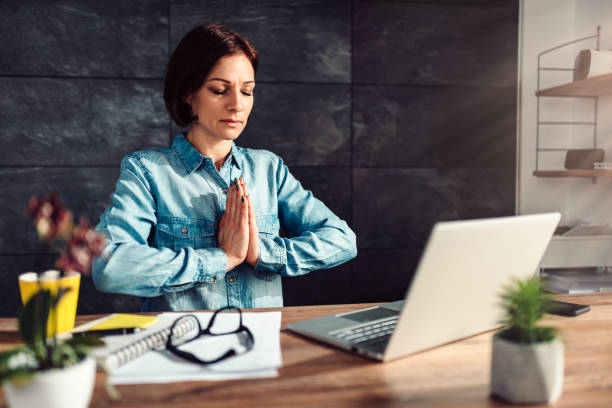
[88,314,158,331]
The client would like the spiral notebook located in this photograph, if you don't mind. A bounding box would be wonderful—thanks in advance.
[107,312,282,384]
[85,316,198,371]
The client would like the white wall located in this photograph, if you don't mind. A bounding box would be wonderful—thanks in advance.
[519,0,612,227]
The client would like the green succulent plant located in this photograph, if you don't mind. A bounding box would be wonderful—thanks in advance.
[498,277,558,344]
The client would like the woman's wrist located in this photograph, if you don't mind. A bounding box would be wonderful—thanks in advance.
[245,251,259,267]
[223,250,243,271]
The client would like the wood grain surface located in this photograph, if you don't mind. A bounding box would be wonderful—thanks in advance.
[1,294,611,408]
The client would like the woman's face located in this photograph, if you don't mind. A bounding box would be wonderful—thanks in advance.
[186,53,255,143]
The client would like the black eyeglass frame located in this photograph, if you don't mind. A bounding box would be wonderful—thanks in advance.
[165,306,255,365]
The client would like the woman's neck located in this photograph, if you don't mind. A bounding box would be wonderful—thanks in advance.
[185,128,232,171]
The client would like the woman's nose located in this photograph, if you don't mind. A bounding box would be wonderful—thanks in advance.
[227,90,243,112]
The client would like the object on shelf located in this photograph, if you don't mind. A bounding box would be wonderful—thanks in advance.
[562,223,612,237]
[541,267,612,294]
[534,26,605,175]
[564,149,605,170]
[594,161,612,169]
[573,49,612,81]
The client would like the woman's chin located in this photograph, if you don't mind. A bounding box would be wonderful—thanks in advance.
[219,129,244,141]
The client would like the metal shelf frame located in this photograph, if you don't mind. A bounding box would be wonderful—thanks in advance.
[535,26,601,173]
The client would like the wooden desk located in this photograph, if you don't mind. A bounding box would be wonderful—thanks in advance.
[1,293,612,407]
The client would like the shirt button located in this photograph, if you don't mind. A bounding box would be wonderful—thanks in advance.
[181,226,188,234]
[210,276,215,282]
[229,276,235,283]
[221,188,227,194]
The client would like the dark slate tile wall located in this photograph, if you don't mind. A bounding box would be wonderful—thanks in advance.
[0,0,517,316]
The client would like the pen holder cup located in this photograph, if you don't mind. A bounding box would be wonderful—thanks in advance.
[18,270,81,337]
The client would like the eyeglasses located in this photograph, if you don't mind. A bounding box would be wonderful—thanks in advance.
[165,306,254,365]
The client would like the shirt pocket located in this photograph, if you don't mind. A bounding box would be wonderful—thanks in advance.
[255,214,280,281]
[256,214,279,236]
[156,217,216,251]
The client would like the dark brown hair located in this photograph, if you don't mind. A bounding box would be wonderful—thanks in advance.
[163,24,259,127]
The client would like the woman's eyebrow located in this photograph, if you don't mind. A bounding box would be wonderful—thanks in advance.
[208,77,255,85]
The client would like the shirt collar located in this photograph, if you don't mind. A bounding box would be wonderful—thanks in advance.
[173,133,243,175]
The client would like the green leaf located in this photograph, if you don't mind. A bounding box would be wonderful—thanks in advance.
[18,290,53,348]
[498,276,558,344]
[0,347,39,382]
[53,286,72,307]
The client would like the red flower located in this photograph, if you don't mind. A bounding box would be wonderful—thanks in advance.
[27,192,73,241]
[27,193,105,276]
[56,218,105,275]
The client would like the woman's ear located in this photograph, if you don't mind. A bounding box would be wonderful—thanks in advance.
[184,94,193,105]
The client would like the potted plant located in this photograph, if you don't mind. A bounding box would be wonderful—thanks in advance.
[490,276,564,404]
[0,193,105,408]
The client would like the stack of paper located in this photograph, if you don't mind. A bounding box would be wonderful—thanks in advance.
[542,268,612,294]
[101,311,282,385]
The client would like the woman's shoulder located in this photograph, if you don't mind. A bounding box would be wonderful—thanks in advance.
[118,146,177,179]
[235,145,283,166]
[122,145,174,165]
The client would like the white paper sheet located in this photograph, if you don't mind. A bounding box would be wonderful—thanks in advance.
[106,311,282,385]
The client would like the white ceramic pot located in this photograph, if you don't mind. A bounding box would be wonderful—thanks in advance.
[490,335,564,404]
[3,356,96,408]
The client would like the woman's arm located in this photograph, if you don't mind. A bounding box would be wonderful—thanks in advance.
[254,158,357,277]
[92,154,228,297]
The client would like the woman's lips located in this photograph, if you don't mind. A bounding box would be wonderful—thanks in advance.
[220,119,242,128]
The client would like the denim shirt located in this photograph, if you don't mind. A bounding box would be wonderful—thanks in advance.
[92,134,357,312]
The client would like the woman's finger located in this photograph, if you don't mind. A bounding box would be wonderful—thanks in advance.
[224,178,235,222]
[242,181,256,226]
[240,187,248,225]
[231,177,242,224]
[236,178,247,223]
[246,189,257,231]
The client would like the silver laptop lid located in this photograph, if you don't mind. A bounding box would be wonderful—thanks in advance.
[383,213,560,361]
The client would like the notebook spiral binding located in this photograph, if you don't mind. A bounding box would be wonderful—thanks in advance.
[100,316,197,371]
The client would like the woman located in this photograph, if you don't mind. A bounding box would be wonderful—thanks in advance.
[93,24,357,312]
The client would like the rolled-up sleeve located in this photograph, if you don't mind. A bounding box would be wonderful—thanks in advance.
[254,157,357,277]
[92,154,226,297]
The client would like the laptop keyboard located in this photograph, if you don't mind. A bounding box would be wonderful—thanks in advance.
[330,316,398,344]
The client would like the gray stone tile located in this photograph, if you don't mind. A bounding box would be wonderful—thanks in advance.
[353,85,516,168]
[0,167,119,254]
[282,261,353,306]
[239,83,351,166]
[349,249,422,303]
[0,78,169,166]
[353,168,514,248]
[353,2,518,86]
[171,0,350,82]
[0,0,168,77]
[289,167,352,223]
[0,255,142,317]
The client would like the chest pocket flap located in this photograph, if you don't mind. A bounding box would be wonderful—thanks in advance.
[157,217,215,250]
[256,214,279,235]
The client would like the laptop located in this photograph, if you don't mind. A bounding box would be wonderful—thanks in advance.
[287,213,561,362]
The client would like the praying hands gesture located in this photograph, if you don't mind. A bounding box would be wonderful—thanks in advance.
[217,178,259,271]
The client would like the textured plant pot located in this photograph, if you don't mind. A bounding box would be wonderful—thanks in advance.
[3,356,96,408]
[490,334,564,404]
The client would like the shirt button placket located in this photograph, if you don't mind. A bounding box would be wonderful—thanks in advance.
[227,273,239,305]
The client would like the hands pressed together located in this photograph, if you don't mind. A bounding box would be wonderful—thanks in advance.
[217,177,259,271]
